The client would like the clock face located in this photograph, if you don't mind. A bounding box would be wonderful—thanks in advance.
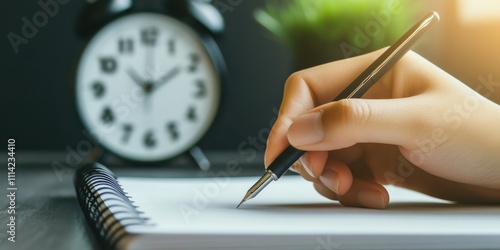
[75,13,220,162]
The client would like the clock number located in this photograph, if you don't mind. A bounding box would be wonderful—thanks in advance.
[144,130,156,148]
[188,53,199,72]
[194,80,207,98]
[122,124,133,143]
[168,39,175,55]
[141,27,159,46]
[119,38,134,54]
[166,122,179,141]
[100,57,117,73]
[187,106,197,122]
[101,107,114,124]
[91,81,106,99]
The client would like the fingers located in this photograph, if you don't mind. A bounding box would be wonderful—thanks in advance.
[337,179,389,209]
[313,182,338,201]
[296,153,389,209]
[314,178,389,209]
[264,49,391,167]
[318,159,353,195]
[287,97,426,151]
[289,160,318,183]
[309,156,388,209]
[315,178,389,209]
[265,49,433,166]
[293,156,354,195]
[299,151,328,178]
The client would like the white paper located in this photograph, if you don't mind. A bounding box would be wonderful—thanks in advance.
[114,175,500,250]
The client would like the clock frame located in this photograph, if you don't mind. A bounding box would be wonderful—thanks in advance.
[73,0,226,164]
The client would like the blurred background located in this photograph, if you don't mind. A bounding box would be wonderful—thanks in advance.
[1,0,500,166]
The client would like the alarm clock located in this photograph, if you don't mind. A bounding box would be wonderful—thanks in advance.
[74,0,226,163]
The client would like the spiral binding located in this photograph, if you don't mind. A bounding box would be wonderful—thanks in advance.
[74,162,151,249]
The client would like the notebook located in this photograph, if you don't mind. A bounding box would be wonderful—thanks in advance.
[74,162,500,250]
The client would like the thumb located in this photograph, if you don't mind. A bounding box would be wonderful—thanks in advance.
[287,98,425,151]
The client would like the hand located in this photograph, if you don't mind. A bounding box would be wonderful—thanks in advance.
[265,48,500,209]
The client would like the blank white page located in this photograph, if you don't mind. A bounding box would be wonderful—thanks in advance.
[116,175,500,249]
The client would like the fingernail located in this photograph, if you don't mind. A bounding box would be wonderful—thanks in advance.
[319,168,340,193]
[299,154,315,178]
[289,163,299,174]
[358,189,387,209]
[288,111,324,147]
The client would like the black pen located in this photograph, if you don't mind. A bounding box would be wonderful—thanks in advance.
[237,11,440,208]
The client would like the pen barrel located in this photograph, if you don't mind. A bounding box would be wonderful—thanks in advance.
[334,11,439,101]
[266,12,439,183]
[268,145,305,178]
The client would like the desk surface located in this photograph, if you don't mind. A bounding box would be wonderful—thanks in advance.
[0,151,264,250]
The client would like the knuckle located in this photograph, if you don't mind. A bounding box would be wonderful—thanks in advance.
[329,99,371,143]
[272,116,290,132]
[284,72,304,91]
[281,71,317,120]
[336,99,371,129]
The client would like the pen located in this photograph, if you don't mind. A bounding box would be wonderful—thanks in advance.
[237,11,440,208]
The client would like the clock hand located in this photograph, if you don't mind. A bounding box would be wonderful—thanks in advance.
[126,68,146,88]
[141,66,181,113]
[127,67,156,95]
[126,67,155,113]
[154,66,181,90]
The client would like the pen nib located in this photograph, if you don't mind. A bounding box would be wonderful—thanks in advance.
[236,170,276,208]
[236,199,245,209]
[236,192,251,208]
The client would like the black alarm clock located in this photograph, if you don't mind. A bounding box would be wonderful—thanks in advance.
[74,0,226,164]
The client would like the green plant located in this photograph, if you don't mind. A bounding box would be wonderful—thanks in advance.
[255,0,421,68]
